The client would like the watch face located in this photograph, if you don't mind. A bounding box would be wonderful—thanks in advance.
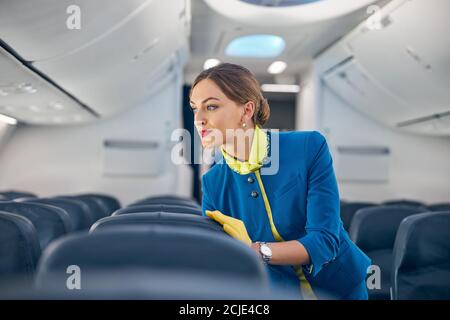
[261,245,272,257]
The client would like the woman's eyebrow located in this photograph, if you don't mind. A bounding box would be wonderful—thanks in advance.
[189,97,220,105]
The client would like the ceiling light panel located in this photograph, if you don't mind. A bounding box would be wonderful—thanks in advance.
[225,34,285,58]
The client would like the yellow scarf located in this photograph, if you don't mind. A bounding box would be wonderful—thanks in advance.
[220,125,268,175]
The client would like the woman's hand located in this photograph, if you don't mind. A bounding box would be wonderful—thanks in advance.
[250,242,261,257]
[206,210,252,246]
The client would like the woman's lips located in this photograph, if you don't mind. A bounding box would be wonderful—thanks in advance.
[201,129,212,138]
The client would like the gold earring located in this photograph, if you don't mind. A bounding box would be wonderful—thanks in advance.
[242,122,246,128]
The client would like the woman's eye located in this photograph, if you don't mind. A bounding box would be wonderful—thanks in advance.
[207,105,218,111]
[190,107,197,113]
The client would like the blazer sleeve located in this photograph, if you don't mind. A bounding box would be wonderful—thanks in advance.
[297,131,341,277]
[201,174,215,217]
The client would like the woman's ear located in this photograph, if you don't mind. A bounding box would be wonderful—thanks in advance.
[242,101,256,122]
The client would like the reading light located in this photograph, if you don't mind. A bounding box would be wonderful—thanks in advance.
[0,113,18,125]
[203,58,221,70]
[268,61,287,74]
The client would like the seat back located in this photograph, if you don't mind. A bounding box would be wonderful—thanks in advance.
[72,195,112,218]
[90,212,223,233]
[349,205,426,252]
[36,225,268,290]
[0,211,41,287]
[0,191,37,200]
[112,204,201,216]
[54,197,96,226]
[56,196,106,221]
[129,196,200,209]
[427,203,450,212]
[340,202,377,231]
[8,269,296,299]
[382,199,425,208]
[392,211,450,300]
[136,195,195,202]
[19,198,92,231]
[0,202,71,250]
[80,193,121,215]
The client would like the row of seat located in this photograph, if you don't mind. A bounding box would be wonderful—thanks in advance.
[0,191,121,289]
[3,190,448,299]
[340,200,450,300]
[0,191,121,230]
[1,193,300,299]
[339,199,450,232]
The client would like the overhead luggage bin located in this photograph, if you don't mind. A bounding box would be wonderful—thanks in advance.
[0,0,190,121]
[317,0,450,136]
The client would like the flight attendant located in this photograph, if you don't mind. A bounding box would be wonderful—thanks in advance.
[189,63,371,300]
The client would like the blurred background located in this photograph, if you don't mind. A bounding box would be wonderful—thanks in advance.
[0,0,449,300]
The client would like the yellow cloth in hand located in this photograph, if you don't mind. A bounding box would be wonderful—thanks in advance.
[206,210,252,246]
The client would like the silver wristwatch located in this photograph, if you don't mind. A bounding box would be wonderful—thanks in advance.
[258,242,272,264]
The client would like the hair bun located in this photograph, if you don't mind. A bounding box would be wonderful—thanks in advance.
[256,97,270,126]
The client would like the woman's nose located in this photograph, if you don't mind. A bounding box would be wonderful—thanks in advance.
[194,119,205,129]
[194,111,206,126]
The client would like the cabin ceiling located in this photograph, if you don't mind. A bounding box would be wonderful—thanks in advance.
[0,0,189,125]
[184,0,390,83]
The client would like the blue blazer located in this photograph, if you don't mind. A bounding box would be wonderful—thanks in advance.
[201,130,371,299]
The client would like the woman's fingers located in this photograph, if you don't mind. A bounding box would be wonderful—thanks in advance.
[206,210,227,225]
[223,224,240,239]
[205,210,215,219]
[223,224,252,246]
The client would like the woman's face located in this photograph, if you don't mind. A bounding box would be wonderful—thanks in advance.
[190,79,249,149]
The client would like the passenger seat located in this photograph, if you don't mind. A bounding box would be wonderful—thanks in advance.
[90,212,223,233]
[340,202,377,231]
[35,225,268,292]
[349,205,427,299]
[0,191,37,200]
[18,198,93,231]
[129,195,200,209]
[427,203,450,212]
[112,204,201,216]
[80,193,121,215]
[0,211,41,289]
[0,202,72,250]
[392,211,450,300]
